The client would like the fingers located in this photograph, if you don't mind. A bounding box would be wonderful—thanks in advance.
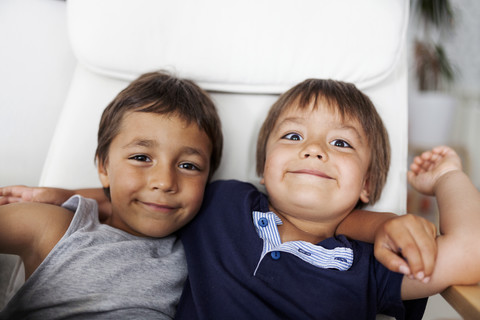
[392,239,425,281]
[380,215,437,282]
[0,185,73,207]
[0,196,22,205]
[398,238,436,283]
[0,185,36,205]
[374,244,411,277]
[415,220,437,278]
[410,146,457,175]
[0,185,31,198]
[1,185,28,204]
[409,146,463,194]
[410,151,436,174]
[432,145,452,156]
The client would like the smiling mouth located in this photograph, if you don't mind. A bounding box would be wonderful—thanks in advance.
[138,201,178,213]
[290,169,333,179]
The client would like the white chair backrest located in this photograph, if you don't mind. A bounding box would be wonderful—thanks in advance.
[41,0,409,213]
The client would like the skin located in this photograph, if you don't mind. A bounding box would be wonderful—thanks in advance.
[98,112,212,238]
[400,146,480,299]
[0,202,74,279]
[261,101,480,300]
[0,108,439,281]
[0,111,212,279]
[342,210,437,281]
[261,103,371,244]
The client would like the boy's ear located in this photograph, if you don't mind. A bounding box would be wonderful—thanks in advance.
[97,158,110,189]
[359,177,370,204]
[260,177,265,185]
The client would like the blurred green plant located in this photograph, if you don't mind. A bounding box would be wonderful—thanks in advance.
[412,0,457,91]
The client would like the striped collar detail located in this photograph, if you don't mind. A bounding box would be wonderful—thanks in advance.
[252,211,353,274]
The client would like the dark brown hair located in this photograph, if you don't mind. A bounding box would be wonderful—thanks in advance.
[96,71,223,197]
[256,79,390,207]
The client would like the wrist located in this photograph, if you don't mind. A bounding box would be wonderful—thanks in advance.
[433,169,463,194]
[373,214,396,237]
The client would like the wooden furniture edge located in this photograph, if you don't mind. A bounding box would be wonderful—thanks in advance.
[441,284,480,320]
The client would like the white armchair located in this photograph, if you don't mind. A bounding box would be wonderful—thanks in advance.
[1,0,410,315]
[43,0,409,211]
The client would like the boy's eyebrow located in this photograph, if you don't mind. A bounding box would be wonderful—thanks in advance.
[275,117,305,128]
[326,124,366,145]
[123,138,157,149]
[182,146,207,157]
[337,125,364,141]
[123,138,208,157]
[278,117,361,133]
[277,117,365,142]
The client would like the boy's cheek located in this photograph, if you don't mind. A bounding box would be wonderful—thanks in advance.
[186,180,208,211]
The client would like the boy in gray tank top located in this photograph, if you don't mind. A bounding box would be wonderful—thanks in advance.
[0,71,223,319]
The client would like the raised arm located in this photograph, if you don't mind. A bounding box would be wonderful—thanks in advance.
[401,146,480,299]
[336,209,437,281]
[0,202,73,278]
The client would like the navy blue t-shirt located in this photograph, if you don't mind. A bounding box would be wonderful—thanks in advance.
[177,180,426,319]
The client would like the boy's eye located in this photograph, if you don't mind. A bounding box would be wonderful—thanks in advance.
[179,163,199,171]
[129,154,151,162]
[282,133,303,141]
[330,139,352,148]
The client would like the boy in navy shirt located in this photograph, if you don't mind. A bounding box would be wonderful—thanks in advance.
[176,79,480,319]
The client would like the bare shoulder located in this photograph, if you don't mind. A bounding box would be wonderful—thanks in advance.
[0,202,74,277]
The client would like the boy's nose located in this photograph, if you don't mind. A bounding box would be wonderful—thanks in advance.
[304,153,323,160]
[302,142,327,161]
[150,166,178,193]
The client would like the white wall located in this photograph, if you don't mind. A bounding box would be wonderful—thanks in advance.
[446,0,480,93]
[447,0,480,189]
[407,2,478,319]
[0,0,76,187]
[407,0,480,189]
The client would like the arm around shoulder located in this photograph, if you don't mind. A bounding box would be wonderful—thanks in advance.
[337,209,437,281]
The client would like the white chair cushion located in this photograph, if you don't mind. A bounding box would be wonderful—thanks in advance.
[42,0,409,214]
[68,0,408,92]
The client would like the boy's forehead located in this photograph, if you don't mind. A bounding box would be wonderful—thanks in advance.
[274,102,368,139]
[119,111,206,141]
[276,102,350,124]
[112,112,211,161]
[120,110,196,130]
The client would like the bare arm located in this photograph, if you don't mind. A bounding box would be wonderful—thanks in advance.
[337,209,437,281]
[0,186,111,220]
[0,202,73,278]
[401,146,480,299]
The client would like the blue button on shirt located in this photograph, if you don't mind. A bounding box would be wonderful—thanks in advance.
[252,211,354,274]
[177,180,427,320]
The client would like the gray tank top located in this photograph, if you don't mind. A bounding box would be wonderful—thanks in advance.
[0,195,187,319]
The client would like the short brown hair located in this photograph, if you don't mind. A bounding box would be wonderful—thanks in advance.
[96,71,223,181]
[256,79,390,207]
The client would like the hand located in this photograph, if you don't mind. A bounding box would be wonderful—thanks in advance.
[374,214,437,283]
[408,146,462,196]
[0,185,74,206]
